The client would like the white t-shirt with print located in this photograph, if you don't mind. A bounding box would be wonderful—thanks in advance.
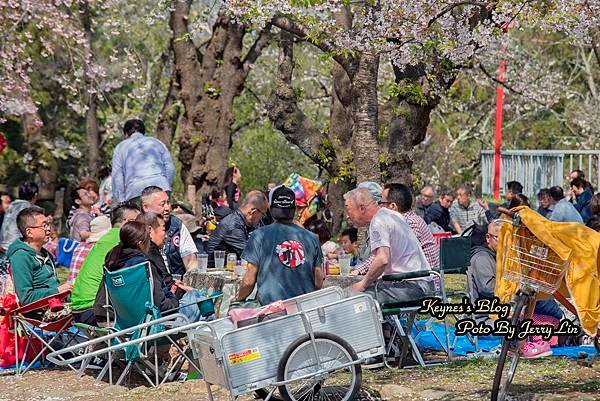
[178,223,198,257]
[368,207,431,276]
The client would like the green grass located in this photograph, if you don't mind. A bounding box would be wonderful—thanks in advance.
[56,266,68,284]
[444,273,467,294]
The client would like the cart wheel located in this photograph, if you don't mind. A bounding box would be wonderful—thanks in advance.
[491,292,531,401]
[277,332,361,401]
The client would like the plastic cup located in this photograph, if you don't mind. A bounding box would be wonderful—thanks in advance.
[234,261,246,277]
[214,250,226,270]
[226,253,237,272]
[197,253,208,273]
[338,253,352,276]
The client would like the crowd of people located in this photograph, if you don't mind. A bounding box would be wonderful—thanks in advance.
[1,117,599,368]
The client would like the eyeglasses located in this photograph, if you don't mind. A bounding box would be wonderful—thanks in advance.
[487,233,499,240]
[254,208,267,218]
[29,223,50,230]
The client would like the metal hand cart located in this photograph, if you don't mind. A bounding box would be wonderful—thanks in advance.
[186,287,386,401]
[491,208,600,401]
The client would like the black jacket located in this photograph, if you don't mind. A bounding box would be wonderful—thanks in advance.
[206,209,253,267]
[425,201,453,232]
[148,242,174,289]
[93,248,179,322]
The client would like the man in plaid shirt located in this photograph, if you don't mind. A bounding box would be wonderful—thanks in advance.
[381,183,439,269]
[67,216,111,283]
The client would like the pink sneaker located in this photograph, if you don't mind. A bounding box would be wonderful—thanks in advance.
[521,341,552,359]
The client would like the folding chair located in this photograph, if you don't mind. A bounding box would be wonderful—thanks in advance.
[379,230,474,368]
[47,261,217,387]
[6,291,78,376]
[378,270,444,368]
[436,234,472,350]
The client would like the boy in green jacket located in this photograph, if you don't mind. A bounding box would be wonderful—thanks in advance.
[7,207,72,306]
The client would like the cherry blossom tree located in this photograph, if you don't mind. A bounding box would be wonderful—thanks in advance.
[226,0,600,186]
[0,0,157,189]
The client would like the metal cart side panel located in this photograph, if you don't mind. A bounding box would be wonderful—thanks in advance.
[187,318,236,387]
[283,286,345,313]
[221,314,307,394]
[187,291,386,398]
[303,294,385,359]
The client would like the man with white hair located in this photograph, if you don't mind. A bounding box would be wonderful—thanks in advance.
[415,185,435,218]
[344,188,433,303]
[356,181,383,263]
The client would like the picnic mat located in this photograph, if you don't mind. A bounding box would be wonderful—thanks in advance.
[0,361,43,375]
[414,320,598,359]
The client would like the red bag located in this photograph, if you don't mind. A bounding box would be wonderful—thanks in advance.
[0,293,44,368]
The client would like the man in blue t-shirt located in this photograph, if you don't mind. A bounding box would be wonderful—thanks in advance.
[237,185,324,305]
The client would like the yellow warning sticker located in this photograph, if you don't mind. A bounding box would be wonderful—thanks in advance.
[228,348,261,365]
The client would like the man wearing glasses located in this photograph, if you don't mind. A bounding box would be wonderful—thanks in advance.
[206,190,269,268]
[469,220,501,302]
[469,220,563,350]
[415,185,435,219]
[7,207,72,306]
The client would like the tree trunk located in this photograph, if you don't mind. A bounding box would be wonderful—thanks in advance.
[141,51,170,121]
[170,2,271,210]
[84,92,100,176]
[385,100,434,186]
[383,64,448,186]
[266,32,335,170]
[21,108,57,201]
[155,69,180,145]
[350,52,380,183]
[327,63,354,233]
[79,0,100,177]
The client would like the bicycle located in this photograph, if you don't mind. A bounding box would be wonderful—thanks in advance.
[491,208,573,401]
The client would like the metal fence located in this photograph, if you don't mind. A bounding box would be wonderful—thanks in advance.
[481,150,600,198]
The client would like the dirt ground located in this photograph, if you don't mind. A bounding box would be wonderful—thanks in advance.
[1,357,599,401]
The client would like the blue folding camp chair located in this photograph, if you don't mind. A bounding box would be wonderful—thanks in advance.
[47,262,220,386]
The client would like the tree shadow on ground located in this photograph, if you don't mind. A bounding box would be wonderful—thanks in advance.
[428,378,600,401]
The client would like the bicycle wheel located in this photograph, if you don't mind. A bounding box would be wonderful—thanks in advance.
[277,332,362,401]
[491,292,531,401]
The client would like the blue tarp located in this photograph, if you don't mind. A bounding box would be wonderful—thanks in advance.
[0,361,43,373]
[413,320,598,359]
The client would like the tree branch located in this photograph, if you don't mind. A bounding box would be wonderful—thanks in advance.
[266,30,338,174]
[428,1,492,27]
[271,15,354,77]
[243,24,273,71]
[478,63,548,107]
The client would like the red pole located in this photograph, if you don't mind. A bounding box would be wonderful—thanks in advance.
[493,59,506,201]
[493,25,510,201]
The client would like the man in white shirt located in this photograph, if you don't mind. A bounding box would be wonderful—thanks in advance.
[344,188,433,304]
